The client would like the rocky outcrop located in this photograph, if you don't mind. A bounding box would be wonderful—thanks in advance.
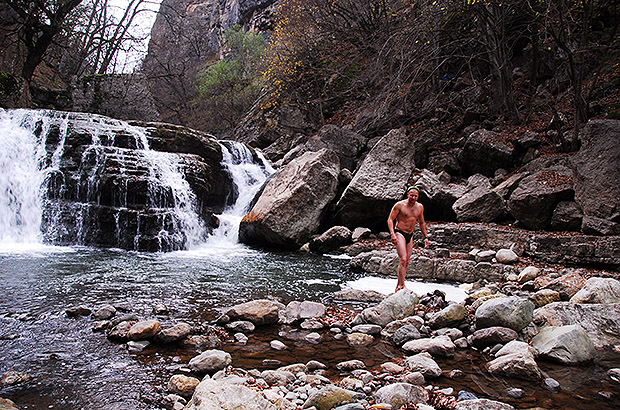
[333,129,417,230]
[239,148,340,248]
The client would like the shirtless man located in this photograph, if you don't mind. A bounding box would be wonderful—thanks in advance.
[387,186,430,292]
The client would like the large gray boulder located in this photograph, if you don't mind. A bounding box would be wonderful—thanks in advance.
[531,325,595,364]
[226,299,285,325]
[355,289,419,327]
[239,148,340,249]
[308,226,352,253]
[508,166,574,230]
[570,277,620,304]
[460,129,515,177]
[533,302,620,348]
[452,185,506,222]
[373,383,428,408]
[333,129,417,230]
[188,350,232,374]
[308,125,368,172]
[572,120,620,235]
[475,296,534,332]
[185,376,278,410]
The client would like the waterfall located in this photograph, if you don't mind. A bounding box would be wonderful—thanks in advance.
[207,141,274,244]
[0,109,206,251]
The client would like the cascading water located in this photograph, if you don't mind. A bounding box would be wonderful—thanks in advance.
[207,140,274,244]
[0,109,207,251]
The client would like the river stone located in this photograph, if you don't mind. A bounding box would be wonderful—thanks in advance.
[0,370,32,387]
[333,128,417,230]
[570,277,620,304]
[381,362,405,374]
[531,325,595,364]
[0,398,19,410]
[336,360,366,371]
[284,300,326,324]
[374,383,429,409]
[66,305,91,317]
[530,289,561,308]
[475,296,534,331]
[382,315,424,340]
[301,318,324,330]
[305,332,322,343]
[541,271,585,300]
[127,320,161,341]
[454,398,516,410]
[186,377,278,410]
[153,322,191,344]
[470,326,518,348]
[356,289,419,327]
[127,340,150,353]
[517,266,540,284]
[225,320,255,333]
[168,374,200,398]
[402,335,456,357]
[351,324,382,335]
[261,370,295,386]
[495,340,538,358]
[487,352,542,380]
[226,299,284,325]
[188,350,232,374]
[427,303,467,329]
[239,148,340,249]
[333,288,385,303]
[403,352,442,378]
[534,302,620,348]
[93,304,116,320]
[391,324,422,346]
[496,249,518,264]
[309,226,352,253]
[107,321,133,342]
[346,332,374,346]
[303,385,358,410]
[270,340,287,350]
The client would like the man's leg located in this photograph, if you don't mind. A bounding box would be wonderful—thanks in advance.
[394,233,409,292]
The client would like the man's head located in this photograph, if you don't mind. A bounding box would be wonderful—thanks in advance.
[407,186,420,194]
[406,186,419,202]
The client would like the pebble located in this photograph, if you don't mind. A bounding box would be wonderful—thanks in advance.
[544,377,561,393]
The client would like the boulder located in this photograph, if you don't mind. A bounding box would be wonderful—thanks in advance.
[403,352,443,378]
[310,125,368,172]
[570,277,620,304]
[309,226,352,253]
[373,383,429,409]
[127,320,161,341]
[470,326,519,348]
[391,324,422,346]
[550,201,583,231]
[226,299,284,325]
[351,227,372,242]
[284,301,326,324]
[186,377,278,410]
[572,120,620,234]
[153,322,191,344]
[533,302,620,348]
[188,350,232,374]
[452,185,506,222]
[495,249,518,264]
[333,289,386,303]
[487,352,542,380]
[507,166,574,230]
[454,398,516,410]
[401,335,456,357]
[495,340,538,358]
[239,148,340,249]
[427,303,467,329]
[333,129,417,230]
[460,129,515,177]
[530,289,562,308]
[517,266,540,284]
[541,271,585,300]
[355,289,419,326]
[531,325,596,364]
[303,385,359,410]
[475,296,534,331]
[168,374,200,398]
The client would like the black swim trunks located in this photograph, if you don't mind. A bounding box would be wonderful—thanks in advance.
[394,229,414,244]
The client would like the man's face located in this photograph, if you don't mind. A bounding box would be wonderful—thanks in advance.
[407,190,419,202]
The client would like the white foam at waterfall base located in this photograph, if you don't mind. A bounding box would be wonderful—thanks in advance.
[345,276,468,302]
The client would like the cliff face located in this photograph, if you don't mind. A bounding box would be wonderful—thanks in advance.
[142,0,278,126]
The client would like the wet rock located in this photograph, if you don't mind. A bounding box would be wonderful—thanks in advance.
[332,289,386,303]
[186,376,278,410]
[127,340,150,353]
[309,226,352,253]
[391,324,422,346]
[530,289,562,308]
[303,385,359,410]
[225,321,255,333]
[107,320,133,342]
[66,305,91,317]
[0,370,32,387]
[374,382,429,408]
[168,374,200,397]
[355,289,418,327]
[153,322,191,344]
[457,390,478,401]
[403,352,442,378]
[402,335,456,357]
[226,299,285,325]
[470,326,518,348]
[475,296,534,331]
[544,377,561,393]
[128,319,161,341]
[506,387,524,398]
[381,316,424,339]
[474,249,496,263]
[93,304,116,320]
[531,325,595,364]
[334,403,365,410]
[188,350,232,374]
[336,360,366,372]
[305,332,322,344]
[162,394,187,410]
[533,302,620,348]
[427,303,467,329]
[270,340,287,350]
[109,313,140,327]
[570,277,620,304]
[284,301,326,324]
[487,351,542,380]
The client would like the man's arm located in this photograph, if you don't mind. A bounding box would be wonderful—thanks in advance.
[418,204,430,248]
[387,203,400,242]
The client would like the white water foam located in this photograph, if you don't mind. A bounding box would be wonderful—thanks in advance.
[345,276,468,302]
